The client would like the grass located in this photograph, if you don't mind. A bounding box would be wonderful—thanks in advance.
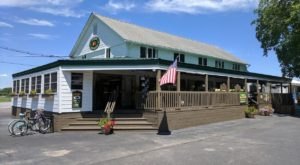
[0,96,11,103]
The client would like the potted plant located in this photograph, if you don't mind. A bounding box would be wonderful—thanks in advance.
[245,106,258,118]
[42,89,54,98]
[19,91,26,97]
[259,105,274,116]
[9,92,17,97]
[29,90,38,97]
[98,118,115,135]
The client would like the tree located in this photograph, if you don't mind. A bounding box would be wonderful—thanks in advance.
[253,0,300,77]
[0,87,12,96]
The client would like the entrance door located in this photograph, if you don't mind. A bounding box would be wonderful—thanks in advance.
[93,74,122,111]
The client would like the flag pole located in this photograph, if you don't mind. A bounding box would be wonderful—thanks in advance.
[157,59,178,135]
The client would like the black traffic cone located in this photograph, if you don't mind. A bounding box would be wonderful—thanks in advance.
[157,111,171,135]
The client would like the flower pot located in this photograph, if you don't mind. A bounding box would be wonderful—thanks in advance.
[101,126,113,135]
[246,113,255,118]
[264,111,270,116]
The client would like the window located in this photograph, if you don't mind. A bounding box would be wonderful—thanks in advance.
[21,79,25,92]
[51,72,57,93]
[140,47,146,58]
[44,74,50,92]
[13,80,17,93]
[140,47,157,58]
[198,57,207,66]
[174,53,185,63]
[148,48,153,58]
[232,64,241,71]
[31,77,36,91]
[16,80,20,94]
[215,60,224,69]
[25,78,29,93]
[153,49,157,58]
[44,73,57,93]
[71,73,83,90]
[93,23,97,35]
[106,48,111,58]
[36,76,41,93]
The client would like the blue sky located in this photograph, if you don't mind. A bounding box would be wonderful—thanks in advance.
[0,0,281,88]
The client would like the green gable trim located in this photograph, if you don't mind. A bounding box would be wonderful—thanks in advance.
[12,58,287,82]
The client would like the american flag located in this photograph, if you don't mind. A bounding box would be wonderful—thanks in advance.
[160,59,178,86]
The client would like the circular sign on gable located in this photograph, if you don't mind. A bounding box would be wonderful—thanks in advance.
[89,36,100,50]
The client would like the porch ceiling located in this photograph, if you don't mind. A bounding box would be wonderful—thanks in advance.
[12,58,289,83]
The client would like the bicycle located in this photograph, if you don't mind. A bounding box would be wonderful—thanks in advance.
[11,110,51,136]
[8,112,27,136]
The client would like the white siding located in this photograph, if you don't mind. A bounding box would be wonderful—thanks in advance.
[12,67,60,113]
[127,43,248,71]
[72,17,127,59]
[60,71,93,113]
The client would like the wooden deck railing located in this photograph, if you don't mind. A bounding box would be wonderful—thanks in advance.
[136,91,241,111]
[257,93,272,105]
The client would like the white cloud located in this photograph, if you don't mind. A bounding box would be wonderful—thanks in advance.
[27,33,56,40]
[17,18,54,27]
[0,0,85,18]
[30,7,85,18]
[0,74,8,77]
[146,0,259,14]
[0,21,13,28]
[104,0,136,13]
[0,0,83,7]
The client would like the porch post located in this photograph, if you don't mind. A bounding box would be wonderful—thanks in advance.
[177,71,181,91]
[227,77,230,92]
[156,70,161,110]
[256,80,260,93]
[177,71,181,109]
[205,74,208,92]
[156,70,161,91]
[244,78,248,92]
[280,83,283,94]
[135,75,140,109]
[269,82,273,94]
[244,78,248,105]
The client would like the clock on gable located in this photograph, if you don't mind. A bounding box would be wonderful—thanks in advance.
[89,36,100,50]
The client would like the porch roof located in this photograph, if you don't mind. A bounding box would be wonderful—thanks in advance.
[12,58,289,82]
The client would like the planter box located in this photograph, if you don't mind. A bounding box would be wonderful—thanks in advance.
[29,94,39,98]
[42,94,55,98]
[19,94,27,98]
[245,113,255,118]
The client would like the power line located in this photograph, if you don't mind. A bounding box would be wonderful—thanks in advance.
[0,61,35,66]
[0,54,63,58]
[0,46,68,58]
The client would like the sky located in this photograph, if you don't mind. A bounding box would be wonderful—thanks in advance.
[0,0,282,89]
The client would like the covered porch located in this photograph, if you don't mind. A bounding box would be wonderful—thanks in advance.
[58,58,291,114]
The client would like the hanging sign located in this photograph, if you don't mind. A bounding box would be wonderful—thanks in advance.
[240,92,247,105]
[72,91,82,108]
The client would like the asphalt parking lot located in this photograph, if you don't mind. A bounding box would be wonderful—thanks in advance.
[1,102,300,165]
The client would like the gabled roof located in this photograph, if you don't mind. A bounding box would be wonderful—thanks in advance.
[93,13,247,64]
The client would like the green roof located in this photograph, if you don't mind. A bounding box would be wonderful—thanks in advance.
[12,58,288,82]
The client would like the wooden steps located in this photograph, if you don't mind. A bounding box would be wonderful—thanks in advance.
[61,114,157,132]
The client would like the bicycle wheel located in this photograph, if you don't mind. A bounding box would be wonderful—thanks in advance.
[11,120,28,136]
[38,118,51,134]
[8,120,18,135]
